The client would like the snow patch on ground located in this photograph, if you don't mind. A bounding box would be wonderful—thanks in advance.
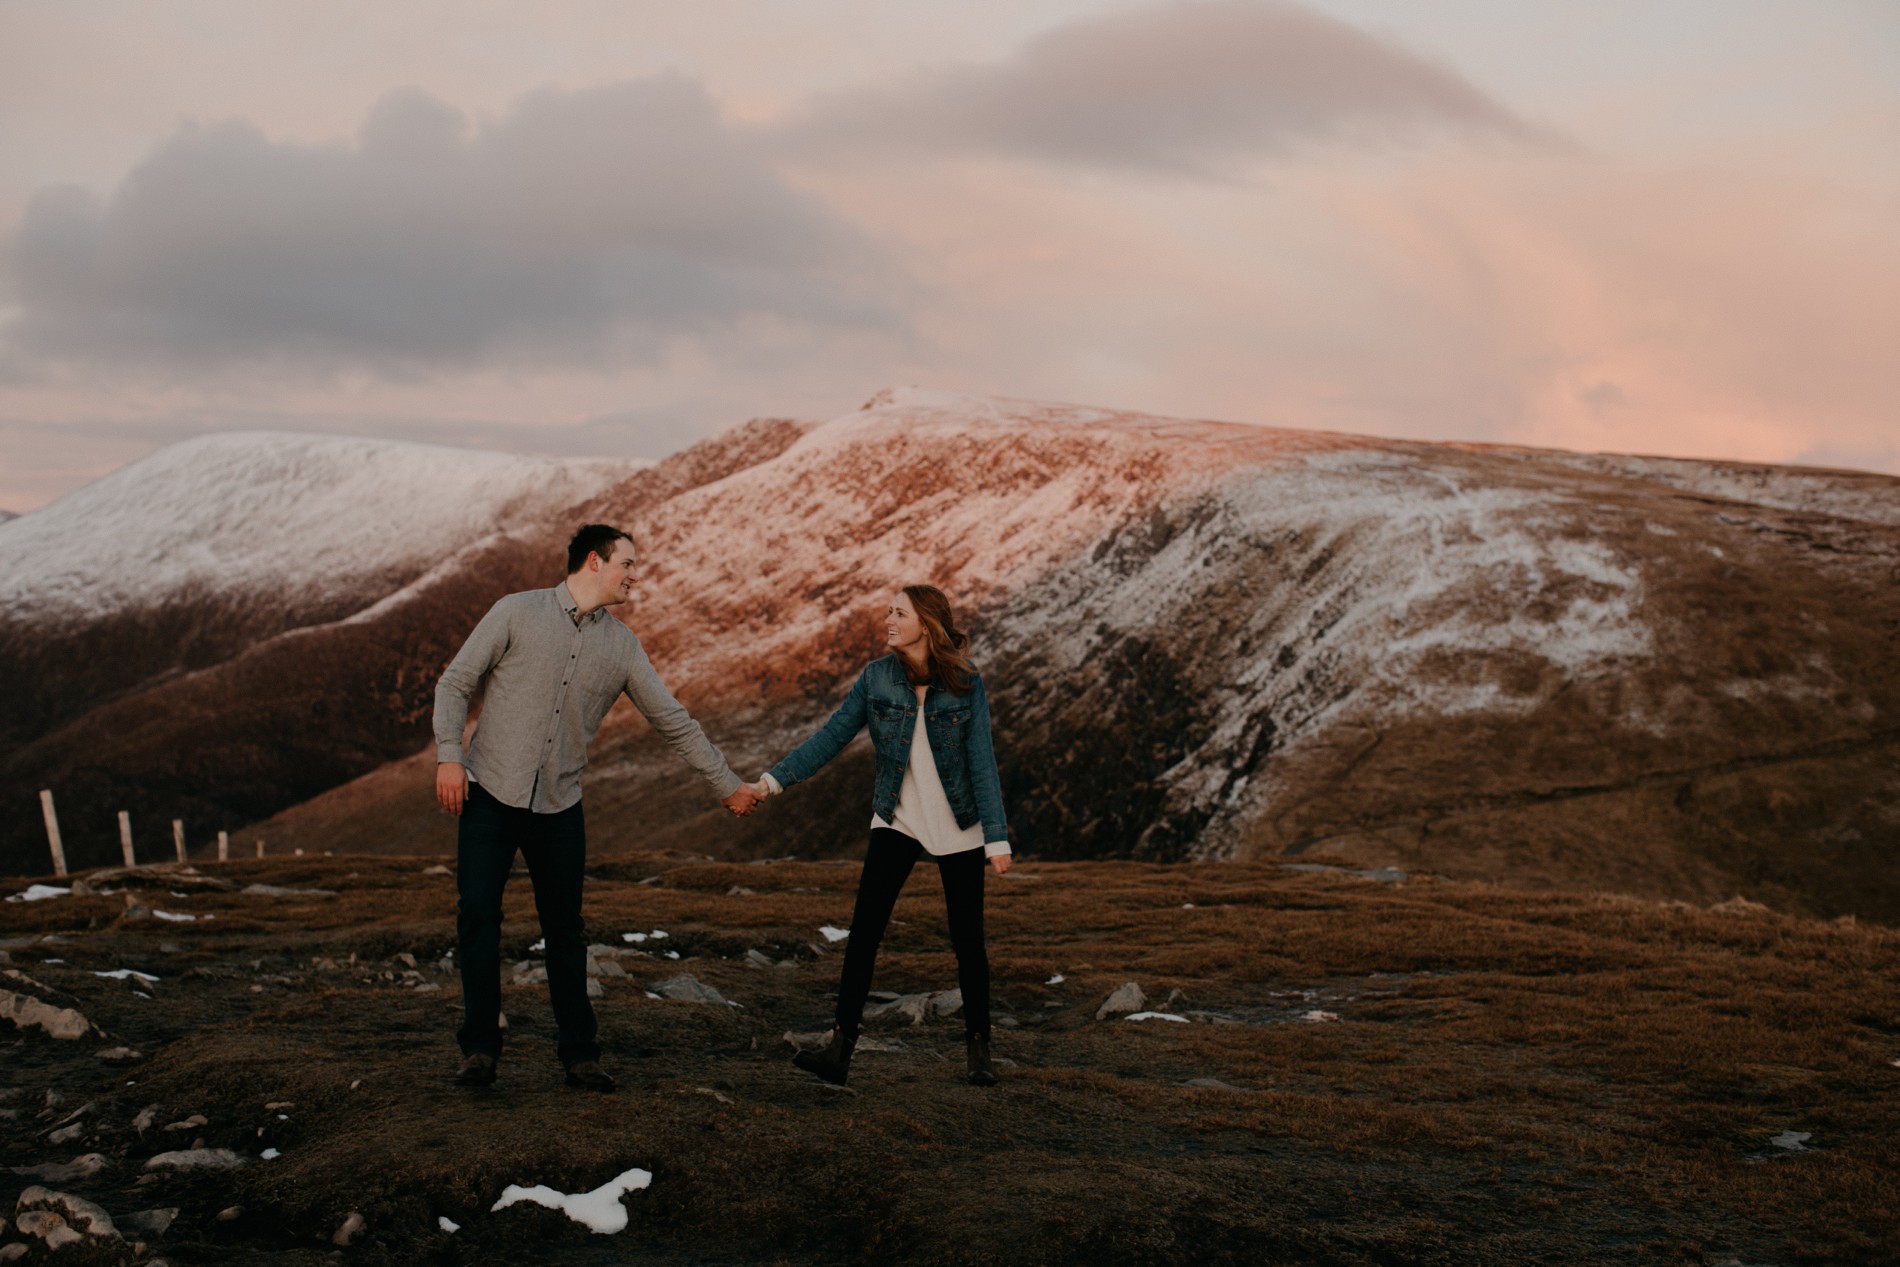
[490,1166,653,1234]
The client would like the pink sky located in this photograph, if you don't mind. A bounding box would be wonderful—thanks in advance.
[1,1,1895,512]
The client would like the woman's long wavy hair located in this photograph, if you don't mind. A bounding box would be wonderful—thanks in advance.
[899,584,975,695]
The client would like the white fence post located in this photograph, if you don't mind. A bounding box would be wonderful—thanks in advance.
[217,831,230,862]
[39,790,67,878]
[118,811,136,868]
[172,819,187,864]
[255,838,265,859]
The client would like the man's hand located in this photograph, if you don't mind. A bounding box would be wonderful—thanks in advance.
[990,852,1011,876]
[436,762,469,816]
[723,783,763,817]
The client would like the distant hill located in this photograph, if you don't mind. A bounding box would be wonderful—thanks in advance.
[4,392,1897,922]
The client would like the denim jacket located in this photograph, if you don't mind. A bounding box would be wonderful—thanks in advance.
[768,654,1009,845]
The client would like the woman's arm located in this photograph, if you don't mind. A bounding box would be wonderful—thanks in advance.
[964,675,1010,859]
[764,665,873,791]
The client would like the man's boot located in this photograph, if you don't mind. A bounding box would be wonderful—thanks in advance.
[792,1028,856,1086]
[966,1033,997,1087]
[455,1052,498,1087]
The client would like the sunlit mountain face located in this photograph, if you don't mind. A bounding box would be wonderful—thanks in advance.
[4,390,1897,922]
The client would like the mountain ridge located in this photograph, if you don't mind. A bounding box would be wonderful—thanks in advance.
[4,390,1896,923]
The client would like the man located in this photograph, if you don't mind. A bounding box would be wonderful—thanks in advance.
[434,523,761,1092]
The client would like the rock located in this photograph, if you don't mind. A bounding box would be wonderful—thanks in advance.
[1184,1077,1250,1091]
[95,1046,142,1062]
[119,1207,179,1236]
[422,865,451,876]
[1711,895,1772,916]
[0,989,95,1039]
[162,1114,207,1132]
[393,952,417,968]
[855,1036,907,1053]
[650,974,732,1006]
[216,1205,244,1221]
[727,886,756,896]
[240,884,337,897]
[0,1243,23,1262]
[333,1212,366,1246]
[16,1186,119,1239]
[46,1121,85,1144]
[586,978,605,999]
[9,1153,108,1183]
[584,951,626,979]
[865,993,930,1024]
[14,1209,82,1249]
[132,1106,158,1133]
[1300,1010,1341,1023]
[144,1148,247,1170]
[1095,982,1147,1020]
[745,949,774,968]
[783,1030,831,1051]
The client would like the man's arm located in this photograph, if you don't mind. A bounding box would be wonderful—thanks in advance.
[432,600,511,816]
[621,637,745,801]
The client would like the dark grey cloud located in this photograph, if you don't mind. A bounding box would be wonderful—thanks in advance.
[2,75,896,372]
[775,0,1546,177]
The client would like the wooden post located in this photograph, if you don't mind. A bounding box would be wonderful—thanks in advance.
[39,790,67,878]
[255,838,265,859]
[172,819,187,864]
[119,811,136,868]
[217,831,229,862]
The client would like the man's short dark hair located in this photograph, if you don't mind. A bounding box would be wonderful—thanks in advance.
[567,524,633,574]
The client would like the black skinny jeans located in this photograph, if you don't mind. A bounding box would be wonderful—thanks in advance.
[455,783,599,1065]
[834,827,991,1040]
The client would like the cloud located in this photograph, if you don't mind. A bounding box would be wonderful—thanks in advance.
[1,75,897,373]
[775,0,1546,178]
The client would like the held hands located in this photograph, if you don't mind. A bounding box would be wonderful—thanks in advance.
[722,782,765,817]
[435,762,469,816]
[990,852,1011,876]
[722,776,775,818]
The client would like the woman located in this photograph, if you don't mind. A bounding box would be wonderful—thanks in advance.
[751,584,1010,1087]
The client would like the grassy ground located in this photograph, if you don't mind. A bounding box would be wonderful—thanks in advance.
[3,853,1897,1265]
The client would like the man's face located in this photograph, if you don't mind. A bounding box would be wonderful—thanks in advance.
[599,539,638,604]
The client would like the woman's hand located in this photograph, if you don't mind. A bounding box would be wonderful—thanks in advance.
[990,852,1011,876]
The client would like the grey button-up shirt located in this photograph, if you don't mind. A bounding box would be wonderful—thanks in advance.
[433,582,741,813]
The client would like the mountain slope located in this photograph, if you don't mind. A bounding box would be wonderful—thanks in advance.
[7,392,1898,920]
[0,432,640,746]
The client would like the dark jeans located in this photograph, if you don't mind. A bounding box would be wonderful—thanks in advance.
[835,827,991,1040]
[456,783,599,1065]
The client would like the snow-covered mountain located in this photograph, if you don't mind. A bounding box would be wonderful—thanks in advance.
[0,432,635,621]
[6,393,1898,922]
[0,433,642,750]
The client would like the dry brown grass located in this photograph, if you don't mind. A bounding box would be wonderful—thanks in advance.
[3,853,1897,1265]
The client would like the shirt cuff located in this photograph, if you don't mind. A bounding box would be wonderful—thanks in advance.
[435,742,464,765]
[983,841,1011,858]
[760,772,783,795]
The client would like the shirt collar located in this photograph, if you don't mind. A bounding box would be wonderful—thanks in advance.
[555,581,603,624]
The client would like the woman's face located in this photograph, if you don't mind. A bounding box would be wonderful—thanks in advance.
[886,594,925,653]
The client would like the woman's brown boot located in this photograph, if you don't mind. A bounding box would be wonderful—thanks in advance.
[793,1028,856,1086]
[966,1033,997,1087]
